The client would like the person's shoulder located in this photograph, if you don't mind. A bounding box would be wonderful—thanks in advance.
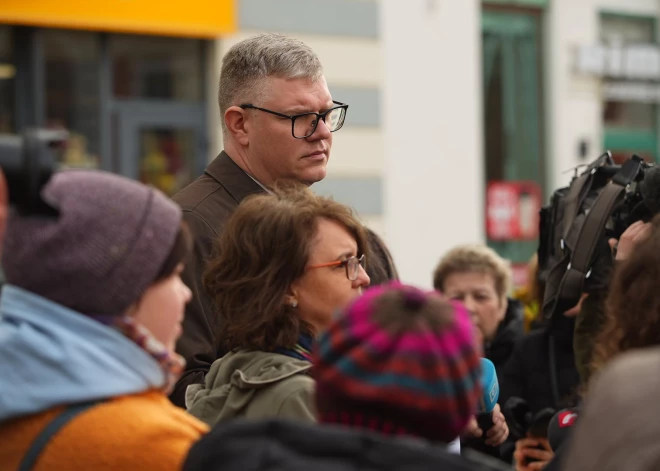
[38,392,208,470]
[259,373,316,420]
[87,391,208,437]
[172,173,230,214]
[590,347,660,406]
[564,348,660,470]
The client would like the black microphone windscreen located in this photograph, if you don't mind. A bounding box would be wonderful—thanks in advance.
[502,397,532,440]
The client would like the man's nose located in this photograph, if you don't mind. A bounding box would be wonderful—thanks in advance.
[308,117,332,140]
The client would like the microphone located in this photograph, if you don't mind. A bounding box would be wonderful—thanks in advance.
[547,408,579,452]
[476,358,499,432]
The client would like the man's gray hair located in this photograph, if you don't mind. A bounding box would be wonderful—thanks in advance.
[218,33,324,136]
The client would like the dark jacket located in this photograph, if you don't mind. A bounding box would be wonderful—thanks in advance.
[169,152,399,408]
[170,152,263,408]
[498,315,581,462]
[500,315,580,414]
[485,299,525,371]
[183,418,511,471]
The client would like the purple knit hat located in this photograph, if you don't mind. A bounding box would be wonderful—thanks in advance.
[313,282,482,443]
[2,169,182,317]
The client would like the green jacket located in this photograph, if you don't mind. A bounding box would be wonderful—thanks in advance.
[185,350,316,427]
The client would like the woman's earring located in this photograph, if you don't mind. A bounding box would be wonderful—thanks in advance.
[291,300,298,308]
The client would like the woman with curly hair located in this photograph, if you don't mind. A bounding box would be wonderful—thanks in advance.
[185,185,371,426]
[589,218,656,379]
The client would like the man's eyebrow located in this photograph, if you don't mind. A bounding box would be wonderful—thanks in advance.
[284,102,335,115]
[283,107,312,114]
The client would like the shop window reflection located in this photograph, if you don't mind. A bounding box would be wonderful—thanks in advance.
[139,128,194,196]
[44,29,101,170]
[0,26,15,133]
[111,35,202,102]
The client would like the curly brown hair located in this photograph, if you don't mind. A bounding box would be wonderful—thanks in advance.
[590,214,660,380]
[203,184,369,352]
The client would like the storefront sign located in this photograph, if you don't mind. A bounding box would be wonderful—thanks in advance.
[486,181,542,241]
[0,0,236,38]
[576,42,660,103]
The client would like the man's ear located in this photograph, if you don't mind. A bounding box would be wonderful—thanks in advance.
[225,106,250,146]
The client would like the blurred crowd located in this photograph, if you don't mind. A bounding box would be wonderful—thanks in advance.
[0,32,657,471]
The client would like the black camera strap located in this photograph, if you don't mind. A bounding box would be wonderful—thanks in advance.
[554,157,643,315]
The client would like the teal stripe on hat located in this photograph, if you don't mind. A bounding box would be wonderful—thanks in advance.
[329,354,480,398]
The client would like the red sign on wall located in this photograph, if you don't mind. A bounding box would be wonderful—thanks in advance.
[486,181,542,241]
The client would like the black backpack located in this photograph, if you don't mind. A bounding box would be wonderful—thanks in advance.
[538,153,646,320]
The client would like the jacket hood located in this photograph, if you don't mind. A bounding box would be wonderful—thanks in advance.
[186,350,311,424]
[183,418,510,471]
[0,285,166,421]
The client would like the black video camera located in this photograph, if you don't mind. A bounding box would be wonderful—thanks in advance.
[0,129,67,216]
[607,158,658,241]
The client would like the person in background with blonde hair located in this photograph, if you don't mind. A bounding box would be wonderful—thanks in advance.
[433,244,520,462]
[434,244,524,371]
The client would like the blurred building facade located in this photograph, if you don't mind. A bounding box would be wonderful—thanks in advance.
[2,0,660,287]
[384,0,660,287]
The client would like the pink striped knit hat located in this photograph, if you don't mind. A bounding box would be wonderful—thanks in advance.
[313,282,482,443]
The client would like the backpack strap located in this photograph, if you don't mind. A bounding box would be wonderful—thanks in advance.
[551,157,644,317]
[562,153,615,242]
[19,400,103,471]
[541,155,615,320]
[561,172,591,242]
[555,183,624,309]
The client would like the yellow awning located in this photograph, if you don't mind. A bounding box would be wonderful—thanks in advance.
[0,0,236,38]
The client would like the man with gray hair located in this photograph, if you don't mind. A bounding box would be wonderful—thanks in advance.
[170,33,398,407]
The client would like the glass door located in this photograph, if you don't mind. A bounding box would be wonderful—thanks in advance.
[482,9,545,266]
[115,102,206,197]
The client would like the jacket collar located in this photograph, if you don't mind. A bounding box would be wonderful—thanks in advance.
[0,285,165,421]
[205,151,266,204]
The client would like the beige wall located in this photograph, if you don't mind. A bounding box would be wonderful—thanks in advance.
[382,0,484,288]
[208,4,386,236]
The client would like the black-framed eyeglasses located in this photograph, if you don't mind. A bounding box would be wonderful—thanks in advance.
[239,101,348,139]
[308,254,366,281]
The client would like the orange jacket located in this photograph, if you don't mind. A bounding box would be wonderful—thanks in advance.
[0,391,208,470]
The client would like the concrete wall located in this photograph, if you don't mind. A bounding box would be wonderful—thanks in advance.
[382,0,484,288]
